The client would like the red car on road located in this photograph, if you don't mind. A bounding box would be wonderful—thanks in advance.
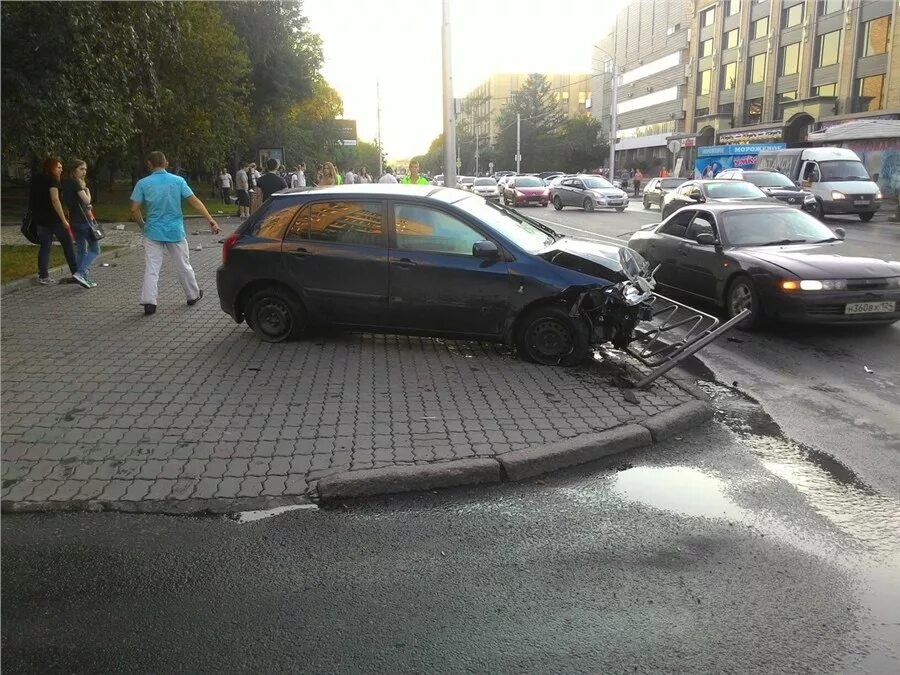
[502,175,549,207]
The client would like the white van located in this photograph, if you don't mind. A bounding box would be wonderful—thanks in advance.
[755,148,881,221]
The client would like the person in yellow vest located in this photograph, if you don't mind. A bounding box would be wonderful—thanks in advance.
[400,160,429,185]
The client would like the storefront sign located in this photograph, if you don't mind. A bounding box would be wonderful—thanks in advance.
[718,127,783,144]
[816,114,898,131]
[697,143,786,157]
[694,143,786,178]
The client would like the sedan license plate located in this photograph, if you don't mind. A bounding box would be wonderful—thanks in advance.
[845,301,895,314]
[853,200,870,206]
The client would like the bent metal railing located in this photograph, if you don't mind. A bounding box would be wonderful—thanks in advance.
[622,294,750,389]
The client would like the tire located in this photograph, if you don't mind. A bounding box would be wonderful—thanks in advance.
[725,275,761,331]
[553,196,563,210]
[859,212,875,222]
[515,304,591,366]
[245,286,307,343]
[583,198,594,212]
[642,198,650,210]
[811,199,825,220]
[615,207,626,212]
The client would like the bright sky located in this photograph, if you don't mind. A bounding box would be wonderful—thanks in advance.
[303,0,622,160]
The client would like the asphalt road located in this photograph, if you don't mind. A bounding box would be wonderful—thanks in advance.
[3,411,899,673]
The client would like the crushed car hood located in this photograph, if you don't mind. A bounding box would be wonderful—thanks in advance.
[739,245,900,278]
[538,237,627,283]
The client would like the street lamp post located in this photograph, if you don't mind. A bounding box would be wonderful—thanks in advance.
[441,0,457,189]
[609,62,618,182]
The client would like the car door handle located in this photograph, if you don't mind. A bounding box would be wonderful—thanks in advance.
[394,257,417,268]
[291,246,312,256]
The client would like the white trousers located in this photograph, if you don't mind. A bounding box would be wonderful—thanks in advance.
[141,238,200,305]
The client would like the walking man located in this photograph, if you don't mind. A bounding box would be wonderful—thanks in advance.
[235,162,250,219]
[290,162,307,188]
[129,151,220,316]
[258,158,288,201]
[633,168,644,197]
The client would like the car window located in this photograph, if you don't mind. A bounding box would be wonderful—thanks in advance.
[582,177,613,189]
[717,171,734,179]
[242,198,302,239]
[474,177,497,186]
[704,182,766,198]
[660,178,687,189]
[290,200,385,247]
[394,203,485,255]
[454,196,554,253]
[721,208,836,246]
[573,180,585,190]
[744,172,794,187]
[515,176,543,187]
[658,209,696,238]
[686,213,717,240]
[677,183,695,195]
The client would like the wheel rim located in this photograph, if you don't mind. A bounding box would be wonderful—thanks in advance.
[554,197,562,209]
[584,199,593,212]
[255,297,293,340]
[526,317,573,362]
[729,282,753,318]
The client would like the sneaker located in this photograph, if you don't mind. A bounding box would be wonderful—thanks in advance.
[38,276,55,285]
[72,272,91,289]
[86,275,98,288]
[143,303,157,315]
[186,289,204,306]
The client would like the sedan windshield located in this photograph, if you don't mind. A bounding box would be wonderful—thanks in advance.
[744,172,794,188]
[474,177,497,186]
[721,208,836,247]
[583,177,613,189]
[820,160,870,181]
[454,196,554,252]
[705,182,766,199]
[515,176,543,188]
[660,178,686,189]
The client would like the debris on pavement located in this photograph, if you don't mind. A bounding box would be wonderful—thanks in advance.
[864,365,874,374]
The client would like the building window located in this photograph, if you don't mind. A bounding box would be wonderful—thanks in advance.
[698,69,712,95]
[616,85,679,114]
[725,0,740,17]
[699,38,714,58]
[855,74,885,112]
[748,53,766,83]
[816,30,841,67]
[719,102,735,117]
[578,91,587,104]
[780,42,800,76]
[745,98,763,125]
[819,0,842,15]
[774,90,797,120]
[751,16,769,40]
[721,62,737,90]
[860,16,890,57]
[620,52,681,85]
[814,83,837,97]
[700,6,716,27]
[782,3,803,28]
[561,91,569,102]
[696,107,710,118]
[724,28,740,49]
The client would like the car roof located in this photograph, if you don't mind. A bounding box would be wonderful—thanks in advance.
[675,203,794,213]
[273,184,469,202]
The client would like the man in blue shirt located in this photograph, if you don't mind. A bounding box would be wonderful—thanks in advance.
[129,151,220,315]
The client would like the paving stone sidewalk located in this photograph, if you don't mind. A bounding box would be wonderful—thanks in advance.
[1,227,699,512]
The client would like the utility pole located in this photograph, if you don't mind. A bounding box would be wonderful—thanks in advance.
[475,130,479,176]
[376,80,383,176]
[609,63,618,182]
[441,0,457,189]
[516,113,521,173]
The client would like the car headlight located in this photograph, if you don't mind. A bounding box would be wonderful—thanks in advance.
[884,276,900,289]
[784,279,848,291]
[831,191,846,200]
[803,193,816,203]
[875,190,882,200]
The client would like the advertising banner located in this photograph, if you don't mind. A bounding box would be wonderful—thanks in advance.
[694,143,786,178]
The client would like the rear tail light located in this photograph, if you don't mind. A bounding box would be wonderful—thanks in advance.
[222,233,239,264]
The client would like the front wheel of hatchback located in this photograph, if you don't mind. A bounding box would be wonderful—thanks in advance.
[246,286,307,342]
[726,274,762,331]
[515,304,591,366]
[553,196,563,210]
[583,198,594,212]
[642,198,651,210]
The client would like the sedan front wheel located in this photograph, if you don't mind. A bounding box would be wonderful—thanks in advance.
[583,198,594,212]
[726,274,761,331]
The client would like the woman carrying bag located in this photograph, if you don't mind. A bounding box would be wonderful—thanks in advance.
[31,157,79,285]
[61,159,102,288]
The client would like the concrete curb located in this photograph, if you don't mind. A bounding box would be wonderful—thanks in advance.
[639,400,713,443]
[0,245,140,297]
[317,458,502,500]
[1,494,314,516]
[498,424,650,481]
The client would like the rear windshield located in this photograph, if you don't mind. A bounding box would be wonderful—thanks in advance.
[704,182,765,199]
[238,197,302,238]
[661,178,686,188]
[514,176,543,187]
[744,172,794,187]
[474,178,497,186]
[583,177,613,189]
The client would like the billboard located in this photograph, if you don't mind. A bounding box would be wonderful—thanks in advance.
[694,143,786,178]
[335,119,358,146]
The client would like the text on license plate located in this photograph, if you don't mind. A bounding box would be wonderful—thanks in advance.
[853,200,869,206]
[845,301,895,314]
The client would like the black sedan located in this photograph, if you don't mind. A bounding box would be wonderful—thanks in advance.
[715,169,817,214]
[218,184,640,364]
[628,204,900,328]
[642,177,687,210]
[660,179,777,220]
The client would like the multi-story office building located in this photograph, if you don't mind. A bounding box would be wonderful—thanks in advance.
[683,0,899,149]
[461,73,592,145]
[590,0,693,172]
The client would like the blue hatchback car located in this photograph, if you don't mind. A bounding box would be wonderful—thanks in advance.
[217,184,637,365]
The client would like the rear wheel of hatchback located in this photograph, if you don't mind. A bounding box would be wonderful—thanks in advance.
[245,286,307,342]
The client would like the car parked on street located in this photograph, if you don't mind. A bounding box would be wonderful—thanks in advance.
[216,184,666,364]
[502,175,550,207]
[471,176,500,201]
[641,177,687,210]
[628,204,900,328]
[715,169,817,214]
[660,179,777,219]
[457,176,475,190]
[550,175,629,212]
[432,174,444,186]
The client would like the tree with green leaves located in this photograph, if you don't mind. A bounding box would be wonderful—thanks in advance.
[494,74,566,172]
[558,116,608,173]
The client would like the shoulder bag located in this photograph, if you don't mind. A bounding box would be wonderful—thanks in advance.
[77,200,104,241]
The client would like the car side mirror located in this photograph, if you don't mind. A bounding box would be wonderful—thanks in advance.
[473,240,500,259]
[695,233,716,246]
[833,227,846,240]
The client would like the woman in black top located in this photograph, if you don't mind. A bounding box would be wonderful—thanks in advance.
[61,159,100,288]
[30,156,78,284]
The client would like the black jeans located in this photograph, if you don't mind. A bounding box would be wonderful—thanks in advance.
[37,223,78,279]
